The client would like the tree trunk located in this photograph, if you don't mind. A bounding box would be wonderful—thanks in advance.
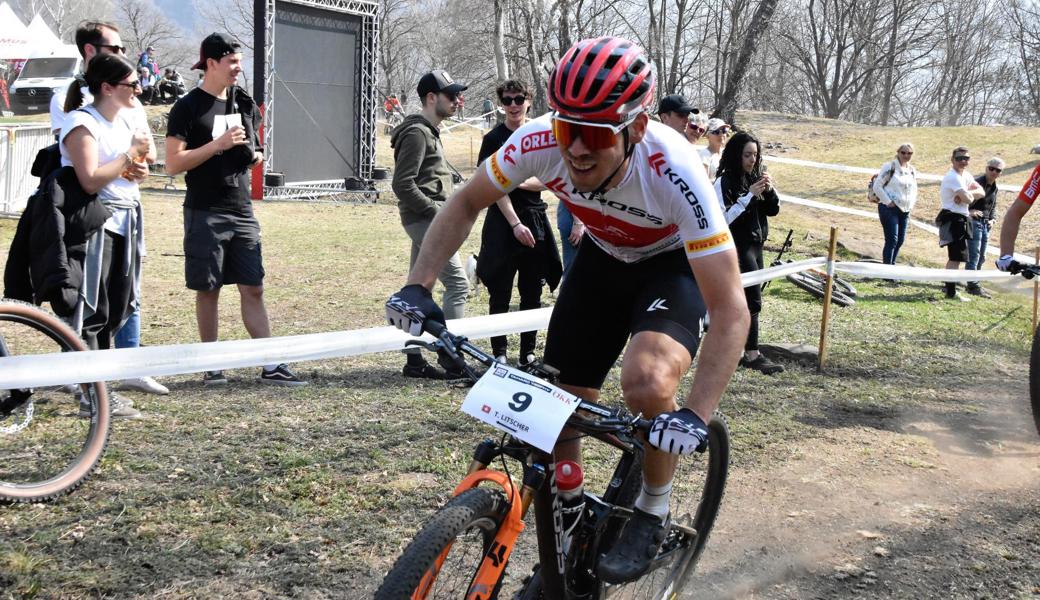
[493,0,509,80]
[714,0,778,125]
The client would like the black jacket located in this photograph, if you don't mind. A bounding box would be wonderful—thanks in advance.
[3,167,110,316]
[718,172,780,248]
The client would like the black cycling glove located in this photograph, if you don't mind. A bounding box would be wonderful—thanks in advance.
[386,284,445,336]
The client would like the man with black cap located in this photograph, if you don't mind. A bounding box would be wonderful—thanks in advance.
[389,69,471,380]
[165,32,305,387]
[656,94,699,141]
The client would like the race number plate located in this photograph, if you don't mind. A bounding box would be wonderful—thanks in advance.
[462,364,579,453]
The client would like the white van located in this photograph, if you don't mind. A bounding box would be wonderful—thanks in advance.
[9,45,81,115]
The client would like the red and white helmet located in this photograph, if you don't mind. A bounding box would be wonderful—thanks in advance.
[548,36,656,123]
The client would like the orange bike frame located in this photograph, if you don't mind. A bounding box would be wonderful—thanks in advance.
[411,469,527,600]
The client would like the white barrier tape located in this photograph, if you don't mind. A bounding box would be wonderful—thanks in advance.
[763,153,1019,193]
[0,257,1025,388]
[0,308,555,390]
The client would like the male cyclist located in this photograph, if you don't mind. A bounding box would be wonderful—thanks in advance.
[997,162,1040,271]
[385,37,749,583]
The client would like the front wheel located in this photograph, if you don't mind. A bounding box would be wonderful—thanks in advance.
[0,300,111,503]
[786,271,856,307]
[375,487,511,599]
[1029,325,1040,437]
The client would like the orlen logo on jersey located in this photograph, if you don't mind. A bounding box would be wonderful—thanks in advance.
[521,130,557,153]
[648,152,667,176]
[502,143,517,165]
[662,167,709,229]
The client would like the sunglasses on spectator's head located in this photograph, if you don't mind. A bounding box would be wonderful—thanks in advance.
[500,95,527,106]
[988,166,1002,173]
[954,155,971,162]
[551,114,635,151]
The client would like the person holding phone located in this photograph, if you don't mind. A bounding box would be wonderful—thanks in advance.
[165,32,305,387]
[714,131,783,375]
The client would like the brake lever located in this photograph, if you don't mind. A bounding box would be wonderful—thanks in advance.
[403,338,442,353]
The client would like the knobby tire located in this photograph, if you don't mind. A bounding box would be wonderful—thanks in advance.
[786,272,856,307]
[375,487,510,600]
[1030,325,1040,437]
[0,300,110,503]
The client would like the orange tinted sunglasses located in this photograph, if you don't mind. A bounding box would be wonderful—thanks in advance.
[551,116,632,151]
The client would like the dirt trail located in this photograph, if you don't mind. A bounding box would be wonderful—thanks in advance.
[694,386,1040,599]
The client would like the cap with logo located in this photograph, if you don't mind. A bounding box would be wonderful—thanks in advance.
[192,33,241,70]
[657,94,698,115]
[416,69,468,98]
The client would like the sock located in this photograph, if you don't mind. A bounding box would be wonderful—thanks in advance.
[634,479,672,520]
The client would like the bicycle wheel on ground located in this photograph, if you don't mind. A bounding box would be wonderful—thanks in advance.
[1029,325,1040,437]
[604,413,730,598]
[0,300,110,503]
[514,414,731,600]
[375,487,511,599]
[786,271,856,307]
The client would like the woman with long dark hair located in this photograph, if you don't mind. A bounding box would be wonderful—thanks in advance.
[714,131,783,375]
[60,53,151,417]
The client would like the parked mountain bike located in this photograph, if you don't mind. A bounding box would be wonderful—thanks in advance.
[0,300,110,503]
[374,321,730,600]
[767,229,857,307]
[1006,261,1040,437]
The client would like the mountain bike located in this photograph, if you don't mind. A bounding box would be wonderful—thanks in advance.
[0,299,111,503]
[767,229,857,307]
[374,321,730,599]
[1006,261,1040,436]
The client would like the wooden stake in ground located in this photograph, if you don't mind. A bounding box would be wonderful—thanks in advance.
[470,137,474,169]
[818,226,839,371]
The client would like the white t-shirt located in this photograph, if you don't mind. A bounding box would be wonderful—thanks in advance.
[939,167,974,216]
[59,106,141,231]
[484,114,733,263]
[698,147,721,181]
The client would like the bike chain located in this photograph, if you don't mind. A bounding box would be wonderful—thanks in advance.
[0,400,34,435]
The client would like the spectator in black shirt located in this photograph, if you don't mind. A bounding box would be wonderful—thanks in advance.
[476,79,562,366]
[966,156,1004,298]
[165,32,305,387]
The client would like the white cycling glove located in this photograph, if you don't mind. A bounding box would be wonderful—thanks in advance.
[648,408,709,455]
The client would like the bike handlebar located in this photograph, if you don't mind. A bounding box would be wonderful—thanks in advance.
[415,321,653,436]
[1008,260,1040,279]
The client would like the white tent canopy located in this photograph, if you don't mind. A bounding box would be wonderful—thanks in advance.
[26,14,59,47]
[0,2,33,60]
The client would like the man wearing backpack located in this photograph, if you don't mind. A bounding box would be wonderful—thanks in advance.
[870,143,918,266]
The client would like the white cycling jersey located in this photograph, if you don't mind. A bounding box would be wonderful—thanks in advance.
[485,113,733,263]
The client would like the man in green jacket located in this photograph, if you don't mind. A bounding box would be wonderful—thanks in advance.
[390,70,471,379]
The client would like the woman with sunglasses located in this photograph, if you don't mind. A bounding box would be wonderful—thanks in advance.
[59,53,151,417]
[699,117,730,180]
[963,157,1005,297]
[714,131,783,375]
[872,143,919,267]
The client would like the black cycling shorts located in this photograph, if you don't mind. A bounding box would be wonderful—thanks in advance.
[543,240,706,390]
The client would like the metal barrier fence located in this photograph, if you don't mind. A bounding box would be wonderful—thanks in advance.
[0,123,52,217]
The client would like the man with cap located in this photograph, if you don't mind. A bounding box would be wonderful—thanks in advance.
[389,70,471,380]
[700,117,731,180]
[656,94,699,139]
[165,32,305,387]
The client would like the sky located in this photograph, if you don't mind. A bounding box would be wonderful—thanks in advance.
[155,0,196,31]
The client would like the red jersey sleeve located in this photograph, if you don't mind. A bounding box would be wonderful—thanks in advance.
[1019,164,1040,205]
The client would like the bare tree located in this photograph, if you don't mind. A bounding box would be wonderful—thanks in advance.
[1006,0,1040,124]
[492,0,508,80]
[193,0,254,52]
[111,0,185,60]
[714,0,777,125]
[12,0,112,41]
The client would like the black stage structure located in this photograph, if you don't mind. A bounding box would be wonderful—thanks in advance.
[253,0,378,202]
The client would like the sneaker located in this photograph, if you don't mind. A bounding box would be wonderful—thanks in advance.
[119,376,169,395]
[494,355,507,365]
[260,364,308,386]
[203,370,228,386]
[402,362,446,380]
[740,354,785,375]
[966,285,991,298]
[60,383,80,394]
[109,393,142,419]
[945,292,971,303]
[597,508,670,584]
[443,367,471,382]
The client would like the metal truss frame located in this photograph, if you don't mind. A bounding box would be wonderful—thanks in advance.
[262,0,379,200]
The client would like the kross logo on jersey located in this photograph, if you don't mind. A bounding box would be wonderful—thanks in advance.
[521,130,557,153]
[663,167,709,229]
[648,152,667,176]
[502,143,517,165]
[489,153,513,189]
